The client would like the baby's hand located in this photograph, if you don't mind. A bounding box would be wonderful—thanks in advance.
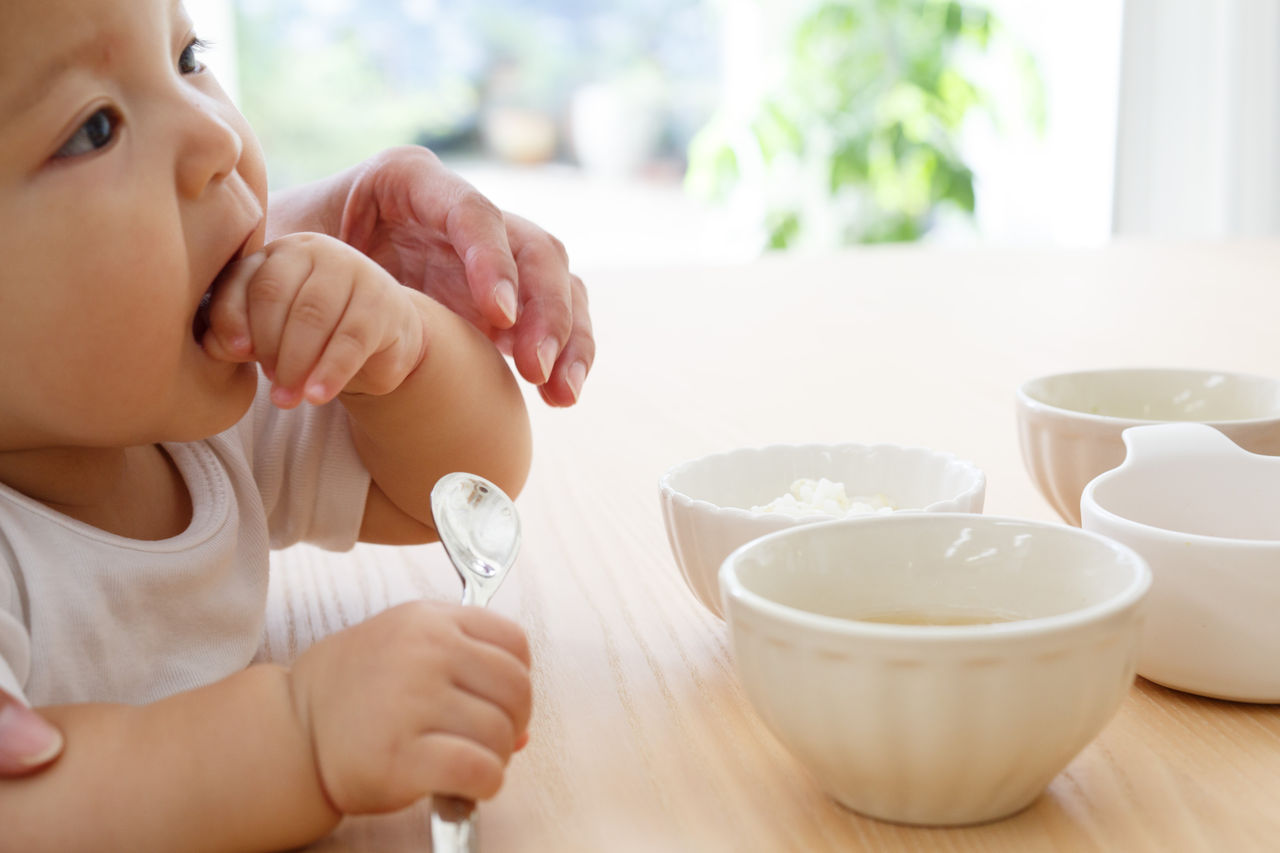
[287,601,532,815]
[203,232,427,408]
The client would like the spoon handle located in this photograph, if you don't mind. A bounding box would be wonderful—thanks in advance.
[430,795,477,852]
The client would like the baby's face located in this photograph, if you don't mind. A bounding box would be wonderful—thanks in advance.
[0,0,267,451]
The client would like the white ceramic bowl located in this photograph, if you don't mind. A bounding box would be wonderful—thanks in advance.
[1016,367,1280,525]
[1082,422,1280,702]
[720,514,1151,827]
[659,443,986,618]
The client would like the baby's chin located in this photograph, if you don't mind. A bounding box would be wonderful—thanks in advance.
[161,361,260,444]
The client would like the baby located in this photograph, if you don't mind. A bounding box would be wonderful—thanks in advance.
[0,0,594,848]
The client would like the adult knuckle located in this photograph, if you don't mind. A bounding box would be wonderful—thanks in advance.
[545,233,569,264]
[458,189,502,222]
[570,274,589,306]
[573,329,598,363]
[385,143,440,167]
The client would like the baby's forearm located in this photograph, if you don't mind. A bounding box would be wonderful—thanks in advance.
[0,665,338,853]
[342,290,532,544]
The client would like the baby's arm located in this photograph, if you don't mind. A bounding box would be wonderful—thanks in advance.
[0,601,531,852]
[203,232,531,544]
[4,664,332,852]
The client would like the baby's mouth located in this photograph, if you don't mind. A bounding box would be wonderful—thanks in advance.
[192,285,215,344]
[194,238,249,344]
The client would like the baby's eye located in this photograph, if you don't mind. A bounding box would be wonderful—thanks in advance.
[179,37,208,75]
[53,107,120,159]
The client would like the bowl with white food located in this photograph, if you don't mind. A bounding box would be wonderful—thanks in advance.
[658,443,986,618]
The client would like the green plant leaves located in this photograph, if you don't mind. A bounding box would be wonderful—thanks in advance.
[684,0,1034,250]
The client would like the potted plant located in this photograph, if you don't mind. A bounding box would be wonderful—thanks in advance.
[686,0,1042,249]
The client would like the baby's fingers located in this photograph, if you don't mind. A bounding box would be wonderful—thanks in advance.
[452,634,533,737]
[202,252,267,362]
[270,267,356,408]
[307,288,425,404]
[297,285,390,404]
[407,733,507,802]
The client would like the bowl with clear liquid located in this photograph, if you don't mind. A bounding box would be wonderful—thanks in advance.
[719,513,1151,826]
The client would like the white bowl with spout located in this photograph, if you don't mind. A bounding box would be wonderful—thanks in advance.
[1081,422,1280,702]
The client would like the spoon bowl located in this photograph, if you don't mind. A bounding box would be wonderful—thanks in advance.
[431,472,522,607]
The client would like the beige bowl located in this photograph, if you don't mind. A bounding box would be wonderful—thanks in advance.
[1016,368,1280,525]
[659,443,986,618]
[720,514,1151,826]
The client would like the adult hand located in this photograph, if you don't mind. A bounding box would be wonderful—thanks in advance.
[0,689,62,775]
[334,146,595,407]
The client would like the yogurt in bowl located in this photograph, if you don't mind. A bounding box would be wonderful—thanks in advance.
[659,443,986,618]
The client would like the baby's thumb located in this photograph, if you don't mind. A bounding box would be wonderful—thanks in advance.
[0,691,63,774]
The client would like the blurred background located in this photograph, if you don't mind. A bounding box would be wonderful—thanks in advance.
[188,0,1280,268]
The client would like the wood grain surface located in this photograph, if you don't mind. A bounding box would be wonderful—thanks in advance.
[265,242,1280,852]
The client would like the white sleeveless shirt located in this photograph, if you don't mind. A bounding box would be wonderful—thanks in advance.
[0,380,371,706]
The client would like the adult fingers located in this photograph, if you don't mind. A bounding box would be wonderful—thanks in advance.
[0,693,62,775]
[391,152,520,331]
[504,213,573,387]
[538,272,594,407]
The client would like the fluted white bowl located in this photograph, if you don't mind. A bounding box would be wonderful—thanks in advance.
[659,443,986,618]
[721,514,1150,827]
[1016,367,1280,525]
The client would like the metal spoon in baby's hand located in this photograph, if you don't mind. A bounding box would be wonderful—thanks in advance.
[428,472,522,853]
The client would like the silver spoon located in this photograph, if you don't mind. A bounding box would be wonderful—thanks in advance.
[428,472,522,853]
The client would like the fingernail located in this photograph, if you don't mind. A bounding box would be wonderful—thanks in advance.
[304,382,329,404]
[494,280,518,326]
[537,338,558,384]
[566,360,587,402]
[270,385,298,408]
[230,335,251,355]
[0,701,63,768]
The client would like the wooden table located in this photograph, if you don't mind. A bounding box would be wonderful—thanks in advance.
[266,241,1280,852]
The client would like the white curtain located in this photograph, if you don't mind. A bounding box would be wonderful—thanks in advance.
[1113,0,1280,237]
